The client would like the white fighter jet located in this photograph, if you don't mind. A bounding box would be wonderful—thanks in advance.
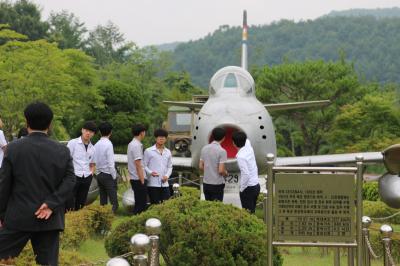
[115,10,400,208]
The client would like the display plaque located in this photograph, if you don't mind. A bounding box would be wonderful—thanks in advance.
[274,173,355,242]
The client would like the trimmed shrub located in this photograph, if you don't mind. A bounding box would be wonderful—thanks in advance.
[105,190,283,266]
[61,204,113,249]
[83,204,114,235]
[61,210,91,249]
[362,182,379,201]
[179,186,201,198]
[363,200,400,224]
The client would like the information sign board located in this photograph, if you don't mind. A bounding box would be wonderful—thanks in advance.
[274,173,355,242]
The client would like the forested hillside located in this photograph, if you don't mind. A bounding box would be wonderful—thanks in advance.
[326,7,400,18]
[172,14,400,87]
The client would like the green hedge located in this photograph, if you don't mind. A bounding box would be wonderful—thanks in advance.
[363,200,400,224]
[62,204,113,249]
[105,187,282,266]
[362,182,379,201]
[179,186,201,198]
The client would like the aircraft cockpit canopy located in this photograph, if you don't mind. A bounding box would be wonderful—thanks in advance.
[209,66,255,96]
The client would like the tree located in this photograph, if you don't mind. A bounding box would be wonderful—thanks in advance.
[328,87,400,153]
[47,10,87,49]
[85,21,134,66]
[254,60,371,155]
[0,0,48,41]
[0,39,102,139]
[0,24,27,41]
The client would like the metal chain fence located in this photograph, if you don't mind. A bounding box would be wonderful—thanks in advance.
[384,241,397,266]
[364,234,380,259]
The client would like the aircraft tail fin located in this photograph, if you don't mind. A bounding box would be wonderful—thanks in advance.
[241,10,248,70]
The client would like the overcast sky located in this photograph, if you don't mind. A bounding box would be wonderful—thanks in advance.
[32,0,400,47]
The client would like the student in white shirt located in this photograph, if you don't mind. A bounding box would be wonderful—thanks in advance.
[0,119,7,168]
[232,131,260,213]
[94,122,118,213]
[144,129,172,204]
[66,121,97,211]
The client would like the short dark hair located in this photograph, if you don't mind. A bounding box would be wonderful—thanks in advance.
[232,131,247,148]
[154,128,168,138]
[212,127,226,141]
[17,127,28,138]
[82,121,97,133]
[98,122,113,136]
[24,102,53,130]
[132,124,146,136]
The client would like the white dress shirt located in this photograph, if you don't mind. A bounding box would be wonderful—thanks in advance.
[67,136,95,177]
[94,137,116,179]
[236,139,259,192]
[0,130,7,167]
[143,145,172,187]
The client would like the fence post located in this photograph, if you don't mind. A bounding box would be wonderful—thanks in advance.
[355,155,364,266]
[131,233,150,266]
[334,248,340,266]
[362,216,372,266]
[178,172,183,186]
[348,247,354,266]
[266,153,275,266]
[146,218,162,266]
[173,183,181,198]
[380,224,394,266]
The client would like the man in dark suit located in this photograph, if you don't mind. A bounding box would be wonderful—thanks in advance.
[0,102,75,266]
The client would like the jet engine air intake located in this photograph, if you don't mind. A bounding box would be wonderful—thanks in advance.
[209,126,240,158]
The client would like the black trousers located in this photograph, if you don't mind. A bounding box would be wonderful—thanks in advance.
[148,186,170,204]
[203,183,225,202]
[0,227,59,266]
[97,173,119,213]
[130,179,147,215]
[240,184,260,213]
[66,175,93,211]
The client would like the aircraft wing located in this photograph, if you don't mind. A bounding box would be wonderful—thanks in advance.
[115,154,192,169]
[264,100,330,111]
[275,152,383,166]
[163,101,204,109]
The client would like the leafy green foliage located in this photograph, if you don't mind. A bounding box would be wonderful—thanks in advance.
[47,10,87,49]
[362,182,380,201]
[328,89,400,152]
[106,188,282,266]
[0,39,102,139]
[0,0,48,42]
[0,24,27,41]
[84,22,134,66]
[363,200,400,224]
[254,60,368,155]
[61,204,113,249]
